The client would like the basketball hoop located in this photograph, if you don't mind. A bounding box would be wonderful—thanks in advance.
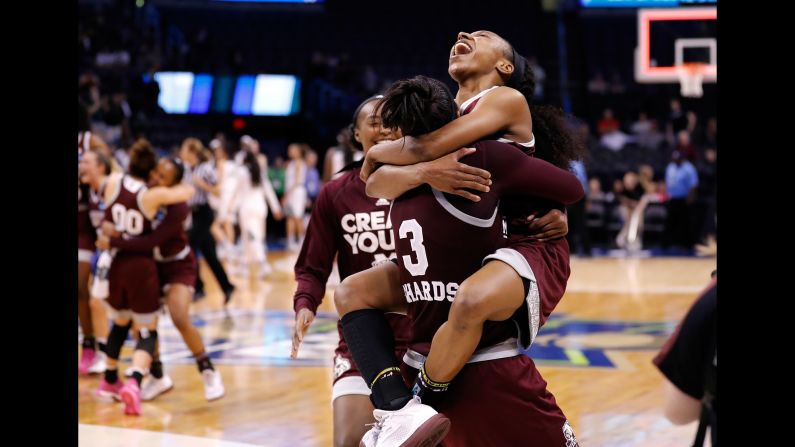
[677,63,707,98]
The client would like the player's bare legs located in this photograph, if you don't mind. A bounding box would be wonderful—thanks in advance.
[78,261,97,374]
[423,261,525,385]
[167,284,224,401]
[89,297,109,342]
[119,317,159,416]
[95,316,132,402]
[335,262,450,447]
[334,261,406,316]
[168,285,205,354]
[210,219,226,245]
[333,395,375,447]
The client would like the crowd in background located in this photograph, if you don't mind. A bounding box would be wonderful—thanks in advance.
[566,98,717,255]
[79,0,716,257]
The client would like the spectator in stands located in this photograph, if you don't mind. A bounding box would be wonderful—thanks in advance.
[704,117,717,148]
[598,109,629,151]
[528,57,546,100]
[695,148,717,245]
[615,171,646,250]
[588,177,605,202]
[667,99,688,144]
[597,108,620,136]
[653,280,717,446]
[630,112,652,136]
[79,72,102,121]
[269,156,286,198]
[675,130,698,162]
[304,149,321,207]
[664,150,699,250]
[630,112,662,150]
[610,178,624,204]
[638,164,657,195]
[686,111,700,142]
[567,160,592,257]
[587,71,608,95]
[608,71,626,94]
[97,92,132,149]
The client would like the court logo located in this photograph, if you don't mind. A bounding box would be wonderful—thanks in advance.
[563,421,578,447]
[524,313,678,369]
[333,355,351,379]
[86,310,678,369]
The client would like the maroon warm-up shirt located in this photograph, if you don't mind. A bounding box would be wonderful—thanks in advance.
[104,176,155,237]
[390,140,584,355]
[109,202,191,258]
[294,165,411,363]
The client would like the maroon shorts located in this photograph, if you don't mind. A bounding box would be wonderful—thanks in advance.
[485,237,571,348]
[333,313,411,385]
[157,251,197,292]
[78,210,96,262]
[107,253,161,315]
[402,355,578,447]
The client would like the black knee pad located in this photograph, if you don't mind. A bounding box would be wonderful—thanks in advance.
[106,322,132,360]
[135,328,158,356]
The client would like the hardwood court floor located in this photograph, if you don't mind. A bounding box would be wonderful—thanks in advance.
[78,253,716,447]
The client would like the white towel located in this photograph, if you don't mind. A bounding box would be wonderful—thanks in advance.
[91,249,116,299]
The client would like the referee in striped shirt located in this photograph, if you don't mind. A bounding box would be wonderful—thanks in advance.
[179,138,235,303]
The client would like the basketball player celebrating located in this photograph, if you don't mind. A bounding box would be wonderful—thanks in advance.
[362,30,582,402]
[78,101,112,374]
[338,75,583,446]
[79,149,114,374]
[338,31,584,444]
[97,157,225,402]
[232,150,283,278]
[94,140,195,416]
[283,143,308,251]
[292,94,568,446]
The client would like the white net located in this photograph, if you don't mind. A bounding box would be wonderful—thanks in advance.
[677,63,706,98]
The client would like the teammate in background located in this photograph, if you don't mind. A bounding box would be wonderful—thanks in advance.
[339,29,584,444]
[78,100,112,374]
[94,140,195,416]
[97,157,225,402]
[231,150,283,279]
[283,143,308,251]
[79,149,114,374]
[210,138,238,261]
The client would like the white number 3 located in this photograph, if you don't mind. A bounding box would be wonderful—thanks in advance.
[398,219,428,276]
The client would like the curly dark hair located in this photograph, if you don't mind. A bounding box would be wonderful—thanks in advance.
[501,39,585,169]
[128,138,157,179]
[377,76,457,137]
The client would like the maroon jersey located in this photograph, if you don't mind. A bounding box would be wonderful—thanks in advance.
[109,202,192,261]
[104,176,155,238]
[461,87,573,333]
[153,203,191,260]
[390,140,583,355]
[293,165,410,384]
[294,167,398,314]
[88,181,106,231]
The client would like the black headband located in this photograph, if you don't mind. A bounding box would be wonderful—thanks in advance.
[169,157,186,183]
[350,95,384,126]
[508,48,526,89]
